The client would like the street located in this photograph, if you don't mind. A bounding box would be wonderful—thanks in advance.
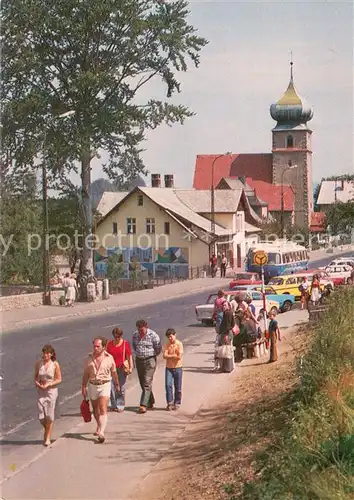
[0,250,351,489]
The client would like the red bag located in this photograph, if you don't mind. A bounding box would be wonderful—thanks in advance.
[80,399,92,422]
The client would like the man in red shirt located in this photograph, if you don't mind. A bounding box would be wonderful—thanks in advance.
[106,328,133,412]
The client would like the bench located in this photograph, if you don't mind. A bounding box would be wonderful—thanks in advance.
[240,338,268,359]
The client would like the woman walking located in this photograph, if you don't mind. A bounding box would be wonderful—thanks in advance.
[66,273,78,307]
[212,290,227,371]
[268,312,281,363]
[106,328,133,413]
[34,345,62,446]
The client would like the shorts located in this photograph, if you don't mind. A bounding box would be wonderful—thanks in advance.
[88,381,111,400]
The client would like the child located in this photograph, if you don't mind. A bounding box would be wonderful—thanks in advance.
[163,328,183,410]
[268,312,281,363]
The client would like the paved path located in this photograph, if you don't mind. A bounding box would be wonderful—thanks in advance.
[1,308,308,499]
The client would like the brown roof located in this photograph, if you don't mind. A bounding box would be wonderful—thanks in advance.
[245,178,294,212]
[229,154,273,183]
[193,153,273,189]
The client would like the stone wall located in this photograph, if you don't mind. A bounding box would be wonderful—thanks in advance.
[0,290,64,311]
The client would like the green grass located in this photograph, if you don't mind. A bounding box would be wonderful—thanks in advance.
[239,287,354,500]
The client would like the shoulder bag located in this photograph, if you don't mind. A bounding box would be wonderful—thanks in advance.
[122,341,130,374]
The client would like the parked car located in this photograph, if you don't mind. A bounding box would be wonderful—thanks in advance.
[268,272,334,299]
[195,292,280,326]
[324,265,353,285]
[311,268,346,287]
[229,272,261,289]
[231,284,295,312]
[328,258,354,268]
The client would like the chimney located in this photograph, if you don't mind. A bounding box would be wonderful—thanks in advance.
[151,174,161,188]
[164,174,174,188]
[341,179,344,190]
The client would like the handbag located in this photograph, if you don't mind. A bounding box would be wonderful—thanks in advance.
[122,341,130,374]
[80,398,91,422]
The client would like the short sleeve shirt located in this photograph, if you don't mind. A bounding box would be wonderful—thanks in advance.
[85,351,116,383]
[106,340,132,368]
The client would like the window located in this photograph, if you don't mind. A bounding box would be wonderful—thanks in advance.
[252,292,262,301]
[146,218,155,234]
[286,278,297,285]
[137,195,144,206]
[126,218,136,234]
[164,222,170,235]
[286,134,294,148]
[112,222,118,234]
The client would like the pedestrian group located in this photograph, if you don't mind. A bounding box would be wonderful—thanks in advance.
[34,319,184,446]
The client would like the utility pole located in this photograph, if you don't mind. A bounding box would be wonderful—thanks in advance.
[210,152,231,256]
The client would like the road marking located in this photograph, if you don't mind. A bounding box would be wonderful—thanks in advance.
[51,336,69,342]
[0,418,35,440]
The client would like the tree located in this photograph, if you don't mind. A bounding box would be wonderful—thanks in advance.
[2,0,207,276]
[325,201,354,237]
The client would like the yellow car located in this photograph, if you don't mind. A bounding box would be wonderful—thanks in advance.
[267,272,334,299]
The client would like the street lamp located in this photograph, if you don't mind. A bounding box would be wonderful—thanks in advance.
[42,110,75,305]
[280,160,298,239]
[210,152,232,256]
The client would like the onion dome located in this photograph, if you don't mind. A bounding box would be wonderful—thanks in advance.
[270,62,313,129]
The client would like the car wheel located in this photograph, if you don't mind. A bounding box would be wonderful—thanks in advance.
[281,300,292,313]
[201,319,212,326]
[347,278,353,285]
[270,306,278,315]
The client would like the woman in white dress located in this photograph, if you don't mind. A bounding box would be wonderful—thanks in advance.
[34,345,62,446]
[66,273,77,306]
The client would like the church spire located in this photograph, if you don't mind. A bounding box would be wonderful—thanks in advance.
[290,51,293,81]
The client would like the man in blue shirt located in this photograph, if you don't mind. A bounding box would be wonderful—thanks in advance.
[132,319,162,414]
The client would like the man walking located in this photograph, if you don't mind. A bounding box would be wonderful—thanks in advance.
[132,319,162,414]
[82,336,119,443]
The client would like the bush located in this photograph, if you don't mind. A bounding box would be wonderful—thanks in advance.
[240,288,354,500]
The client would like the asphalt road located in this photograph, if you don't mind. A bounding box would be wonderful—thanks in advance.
[0,250,351,449]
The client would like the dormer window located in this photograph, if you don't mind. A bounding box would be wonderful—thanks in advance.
[137,194,143,206]
[286,135,294,148]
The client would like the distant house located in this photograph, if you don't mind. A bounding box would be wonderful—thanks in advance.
[316,179,354,212]
[94,175,261,277]
[310,212,326,240]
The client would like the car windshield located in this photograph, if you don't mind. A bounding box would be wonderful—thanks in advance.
[269,278,283,285]
[234,273,255,280]
[206,294,218,304]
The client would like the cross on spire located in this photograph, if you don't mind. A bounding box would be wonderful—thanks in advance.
[290,50,294,81]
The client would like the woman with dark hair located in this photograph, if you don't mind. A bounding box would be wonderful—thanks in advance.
[34,345,62,446]
[106,327,133,412]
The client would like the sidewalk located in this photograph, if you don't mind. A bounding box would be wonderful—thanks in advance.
[1,277,230,332]
[1,308,307,499]
[1,328,231,499]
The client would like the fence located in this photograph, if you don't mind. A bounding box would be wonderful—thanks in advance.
[107,265,211,295]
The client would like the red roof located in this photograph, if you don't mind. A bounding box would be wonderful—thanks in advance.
[245,178,294,212]
[193,153,273,190]
[310,212,326,233]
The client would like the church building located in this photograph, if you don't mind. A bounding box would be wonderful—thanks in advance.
[193,62,314,230]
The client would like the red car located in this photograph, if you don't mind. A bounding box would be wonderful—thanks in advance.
[229,272,262,289]
[307,268,345,287]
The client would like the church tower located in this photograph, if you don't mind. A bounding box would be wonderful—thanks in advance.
[270,61,314,231]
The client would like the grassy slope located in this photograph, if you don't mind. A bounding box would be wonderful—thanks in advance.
[241,288,354,500]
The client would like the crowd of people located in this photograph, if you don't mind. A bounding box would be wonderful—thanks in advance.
[34,319,183,446]
[212,289,281,371]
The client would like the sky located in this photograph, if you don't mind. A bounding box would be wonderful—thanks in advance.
[91,0,353,188]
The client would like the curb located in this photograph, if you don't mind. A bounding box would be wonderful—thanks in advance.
[1,280,229,332]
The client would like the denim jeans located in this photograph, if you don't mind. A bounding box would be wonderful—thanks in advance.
[165,367,183,405]
[110,368,128,410]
